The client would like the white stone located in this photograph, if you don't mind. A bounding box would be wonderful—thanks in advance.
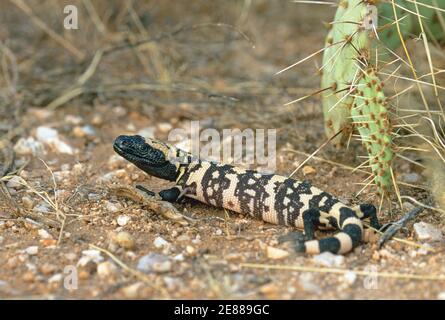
[266,246,290,260]
[154,236,170,248]
[6,176,23,189]
[38,229,52,239]
[402,173,420,183]
[48,273,63,283]
[117,215,131,226]
[313,252,345,267]
[64,115,83,125]
[157,123,172,133]
[33,202,52,214]
[53,171,71,183]
[97,261,118,278]
[137,253,172,273]
[414,222,443,242]
[98,170,126,183]
[36,126,58,141]
[121,282,143,298]
[78,249,103,266]
[173,254,185,261]
[299,273,321,294]
[107,154,125,168]
[36,126,74,154]
[343,271,357,285]
[25,246,38,255]
[14,137,44,156]
[106,201,122,213]
[176,234,190,242]
[137,127,155,139]
[438,292,445,300]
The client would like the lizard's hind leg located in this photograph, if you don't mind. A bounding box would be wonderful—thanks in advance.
[279,208,326,252]
[356,203,381,230]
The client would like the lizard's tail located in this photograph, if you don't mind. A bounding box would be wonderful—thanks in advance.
[298,206,367,254]
[302,221,363,254]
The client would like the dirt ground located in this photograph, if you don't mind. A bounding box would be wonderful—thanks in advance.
[1,1,445,299]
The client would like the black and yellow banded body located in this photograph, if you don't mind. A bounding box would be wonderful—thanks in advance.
[113,135,381,254]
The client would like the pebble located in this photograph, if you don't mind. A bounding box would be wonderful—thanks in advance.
[157,123,173,133]
[299,273,321,294]
[266,246,290,260]
[41,239,57,247]
[259,283,279,298]
[72,163,85,175]
[14,137,44,156]
[117,215,131,226]
[174,254,185,261]
[48,273,63,283]
[113,231,135,250]
[64,253,77,261]
[121,282,143,298]
[417,243,433,255]
[88,193,101,201]
[137,253,172,273]
[73,125,95,138]
[36,126,74,154]
[413,222,443,242]
[97,261,118,279]
[438,292,445,300]
[137,127,155,139]
[154,236,170,249]
[65,115,83,125]
[343,271,357,285]
[33,202,52,214]
[312,252,345,267]
[22,196,34,210]
[22,271,36,282]
[0,236,3,244]
[302,166,316,175]
[163,277,184,291]
[185,245,196,256]
[98,170,127,183]
[40,263,57,275]
[106,201,122,213]
[91,114,104,126]
[402,173,420,183]
[108,155,125,169]
[25,246,39,255]
[78,249,104,266]
[53,171,71,183]
[176,234,191,242]
[112,106,127,117]
[6,176,23,189]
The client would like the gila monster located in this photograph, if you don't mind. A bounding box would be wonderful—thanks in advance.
[113,135,381,254]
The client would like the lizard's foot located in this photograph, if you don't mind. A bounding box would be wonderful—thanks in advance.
[278,232,310,253]
[110,184,189,226]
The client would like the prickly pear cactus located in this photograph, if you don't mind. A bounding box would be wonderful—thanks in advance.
[379,0,445,49]
[378,0,413,50]
[351,70,393,194]
[321,0,394,195]
[321,0,372,146]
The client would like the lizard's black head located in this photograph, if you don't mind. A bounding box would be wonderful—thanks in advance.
[113,135,179,181]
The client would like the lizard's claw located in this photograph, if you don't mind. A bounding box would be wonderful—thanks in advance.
[278,232,309,253]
